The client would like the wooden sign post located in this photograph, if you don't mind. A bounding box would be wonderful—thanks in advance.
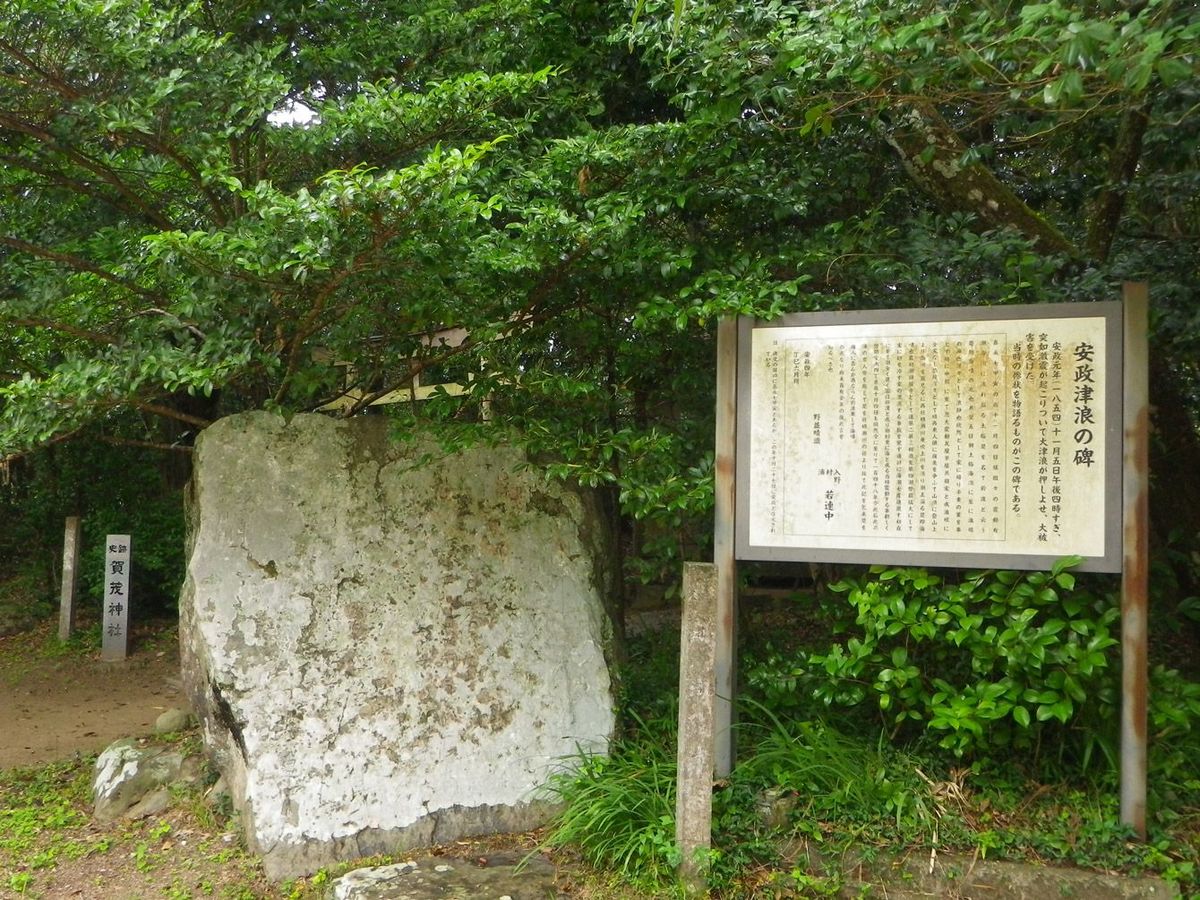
[713,317,739,778]
[57,516,82,642]
[676,562,718,891]
[101,534,131,662]
[1120,283,1149,837]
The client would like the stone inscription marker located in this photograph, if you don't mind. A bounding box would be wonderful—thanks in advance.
[57,516,82,642]
[101,534,131,661]
[180,413,616,878]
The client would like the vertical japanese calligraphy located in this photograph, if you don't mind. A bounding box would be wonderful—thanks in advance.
[101,534,131,661]
[739,306,1118,568]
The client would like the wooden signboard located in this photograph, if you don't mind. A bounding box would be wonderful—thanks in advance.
[682,287,1149,882]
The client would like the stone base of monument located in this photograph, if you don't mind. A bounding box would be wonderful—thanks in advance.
[844,852,1176,900]
[180,413,617,879]
[330,851,561,900]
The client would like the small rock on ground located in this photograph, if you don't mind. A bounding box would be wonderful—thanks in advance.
[154,706,193,734]
[92,738,186,822]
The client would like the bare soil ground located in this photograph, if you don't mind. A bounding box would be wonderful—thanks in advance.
[0,618,185,770]
[0,617,289,899]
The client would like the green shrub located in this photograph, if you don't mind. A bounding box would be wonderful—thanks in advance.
[754,558,1119,758]
[0,436,186,616]
[1144,665,1200,801]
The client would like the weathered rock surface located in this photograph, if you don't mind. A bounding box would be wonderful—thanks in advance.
[92,738,185,822]
[180,412,617,879]
[329,853,562,900]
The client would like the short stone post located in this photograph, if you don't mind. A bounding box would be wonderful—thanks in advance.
[676,562,717,893]
[57,516,82,642]
[101,535,131,661]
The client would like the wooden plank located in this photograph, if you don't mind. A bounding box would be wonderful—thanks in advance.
[676,562,717,892]
[314,325,473,412]
[317,380,469,412]
[1120,282,1150,837]
[713,317,738,776]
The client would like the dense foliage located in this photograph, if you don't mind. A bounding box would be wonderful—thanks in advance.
[545,621,1200,896]
[1,2,1196,585]
[756,559,1121,757]
[0,440,184,613]
[0,0,1195,657]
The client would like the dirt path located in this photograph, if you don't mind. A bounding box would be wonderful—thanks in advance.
[0,619,186,769]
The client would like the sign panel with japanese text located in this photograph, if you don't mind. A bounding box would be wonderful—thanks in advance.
[736,303,1122,571]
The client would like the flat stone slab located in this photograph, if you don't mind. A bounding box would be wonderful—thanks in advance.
[330,852,564,900]
[842,850,1178,899]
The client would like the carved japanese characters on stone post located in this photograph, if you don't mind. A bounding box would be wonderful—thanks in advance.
[102,535,131,661]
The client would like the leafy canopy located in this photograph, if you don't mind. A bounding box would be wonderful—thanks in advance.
[0,0,1197,569]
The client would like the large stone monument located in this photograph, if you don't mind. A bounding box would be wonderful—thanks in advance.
[179,412,617,878]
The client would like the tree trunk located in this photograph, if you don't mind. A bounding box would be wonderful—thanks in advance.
[1085,106,1150,263]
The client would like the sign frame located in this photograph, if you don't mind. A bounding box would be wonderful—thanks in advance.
[734,301,1124,572]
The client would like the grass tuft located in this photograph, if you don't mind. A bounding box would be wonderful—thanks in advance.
[541,715,684,893]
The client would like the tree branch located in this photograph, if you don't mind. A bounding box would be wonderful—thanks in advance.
[8,316,116,345]
[124,127,232,227]
[0,152,161,225]
[128,308,207,341]
[883,102,1080,258]
[0,37,83,101]
[97,434,194,453]
[0,236,161,302]
[1085,104,1149,264]
[0,426,85,468]
[134,401,212,429]
[0,111,178,231]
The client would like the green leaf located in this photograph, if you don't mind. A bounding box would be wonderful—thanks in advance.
[1064,674,1087,703]
[1051,556,1083,577]
[1043,70,1084,105]
[1041,618,1067,636]
[1155,57,1192,87]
